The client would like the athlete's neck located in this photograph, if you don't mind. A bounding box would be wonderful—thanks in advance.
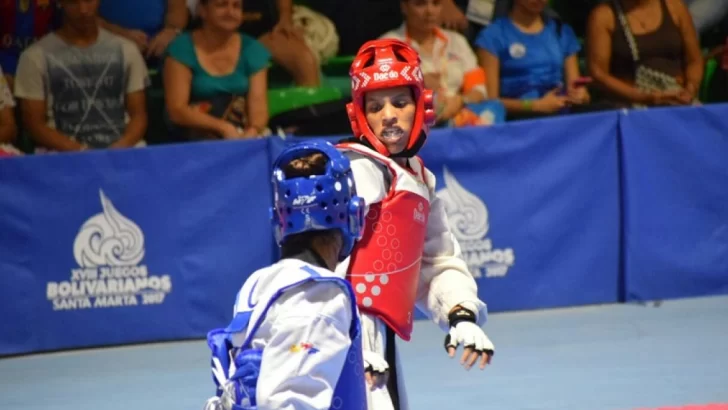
[311,239,340,271]
[284,247,336,271]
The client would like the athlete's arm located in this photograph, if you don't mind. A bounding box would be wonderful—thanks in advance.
[256,281,353,410]
[414,166,488,332]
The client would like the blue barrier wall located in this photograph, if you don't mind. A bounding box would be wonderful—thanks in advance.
[0,140,275,355]
[1,104,727,356]
[620,105,728,301]
[418,112,622,312]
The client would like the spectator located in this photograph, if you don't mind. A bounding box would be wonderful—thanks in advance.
[0,0,62,90]
[586,0,703,108]
[459,0,566,43]
[380,0,490,125]
[474,0,589,119]
[14,0,149,152]
[165,0,271,140]
[98,0,189,64]
[0,67,20,157]
[308,0,467,55]
[189,0,319,86]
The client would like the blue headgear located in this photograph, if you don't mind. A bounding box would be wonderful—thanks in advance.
[270,141,366,262]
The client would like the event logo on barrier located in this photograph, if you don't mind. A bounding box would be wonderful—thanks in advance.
[435,167,515,278]
[46,190,173,310]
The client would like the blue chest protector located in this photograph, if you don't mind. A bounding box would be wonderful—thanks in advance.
[206,268,367,410]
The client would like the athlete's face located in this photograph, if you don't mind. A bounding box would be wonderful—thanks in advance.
[200,0,243,32]
[364,86,417,155]
[401,0,442,32]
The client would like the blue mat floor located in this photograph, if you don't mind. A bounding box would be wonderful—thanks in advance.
[2,295,727,410]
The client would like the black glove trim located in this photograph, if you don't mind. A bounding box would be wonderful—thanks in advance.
[443,333,496,357]
[444,308,495,357]
[444,334,453,353]
[365,364,386,376]
[444,308,477,354]
[448,308,477,328]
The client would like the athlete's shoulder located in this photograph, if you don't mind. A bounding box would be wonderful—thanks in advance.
[335,142,389,177]
[337,140,387,162]
[237,260,307,295]
[347,151,388,173]
[419,161,438,191]
[233,260,333,312]
[268,260,355,305]
[250,259,307,290]
[338,142,374,159]
[233,262,281,303]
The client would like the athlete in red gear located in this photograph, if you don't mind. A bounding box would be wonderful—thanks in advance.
[334,39,495,410]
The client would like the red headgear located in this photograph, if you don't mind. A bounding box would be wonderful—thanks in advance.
[346,39,436,157]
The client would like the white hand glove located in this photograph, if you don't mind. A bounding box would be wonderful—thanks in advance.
[202,380,242,410]
[362,350,389,389]
[203,393,236,410]
[203,397,223,410]
[363,349,389,373]
[444,309,495,370]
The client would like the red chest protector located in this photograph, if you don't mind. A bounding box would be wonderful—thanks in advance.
[338,143,431,341]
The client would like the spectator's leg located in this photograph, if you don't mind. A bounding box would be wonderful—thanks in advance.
[258,33,320,87]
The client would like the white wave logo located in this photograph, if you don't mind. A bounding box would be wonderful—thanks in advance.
[436,167,515,278]
[46,190,171,311]
[73,190,145,268]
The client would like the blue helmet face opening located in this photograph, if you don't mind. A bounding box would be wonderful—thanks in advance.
[270,141,366,262]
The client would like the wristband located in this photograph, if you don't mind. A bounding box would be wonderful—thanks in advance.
[448,308,476,328]
[523,99,533,111]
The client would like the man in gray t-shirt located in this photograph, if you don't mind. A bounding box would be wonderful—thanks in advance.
[14,0,149,151]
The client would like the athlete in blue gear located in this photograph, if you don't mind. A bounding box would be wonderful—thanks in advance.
[203,141,368,410]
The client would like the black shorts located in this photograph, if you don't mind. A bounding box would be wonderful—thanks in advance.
[240,0,278,38]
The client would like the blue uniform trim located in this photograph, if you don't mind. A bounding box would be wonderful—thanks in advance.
[206,265,366,410]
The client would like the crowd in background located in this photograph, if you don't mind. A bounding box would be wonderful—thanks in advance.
[0,0,726,156]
